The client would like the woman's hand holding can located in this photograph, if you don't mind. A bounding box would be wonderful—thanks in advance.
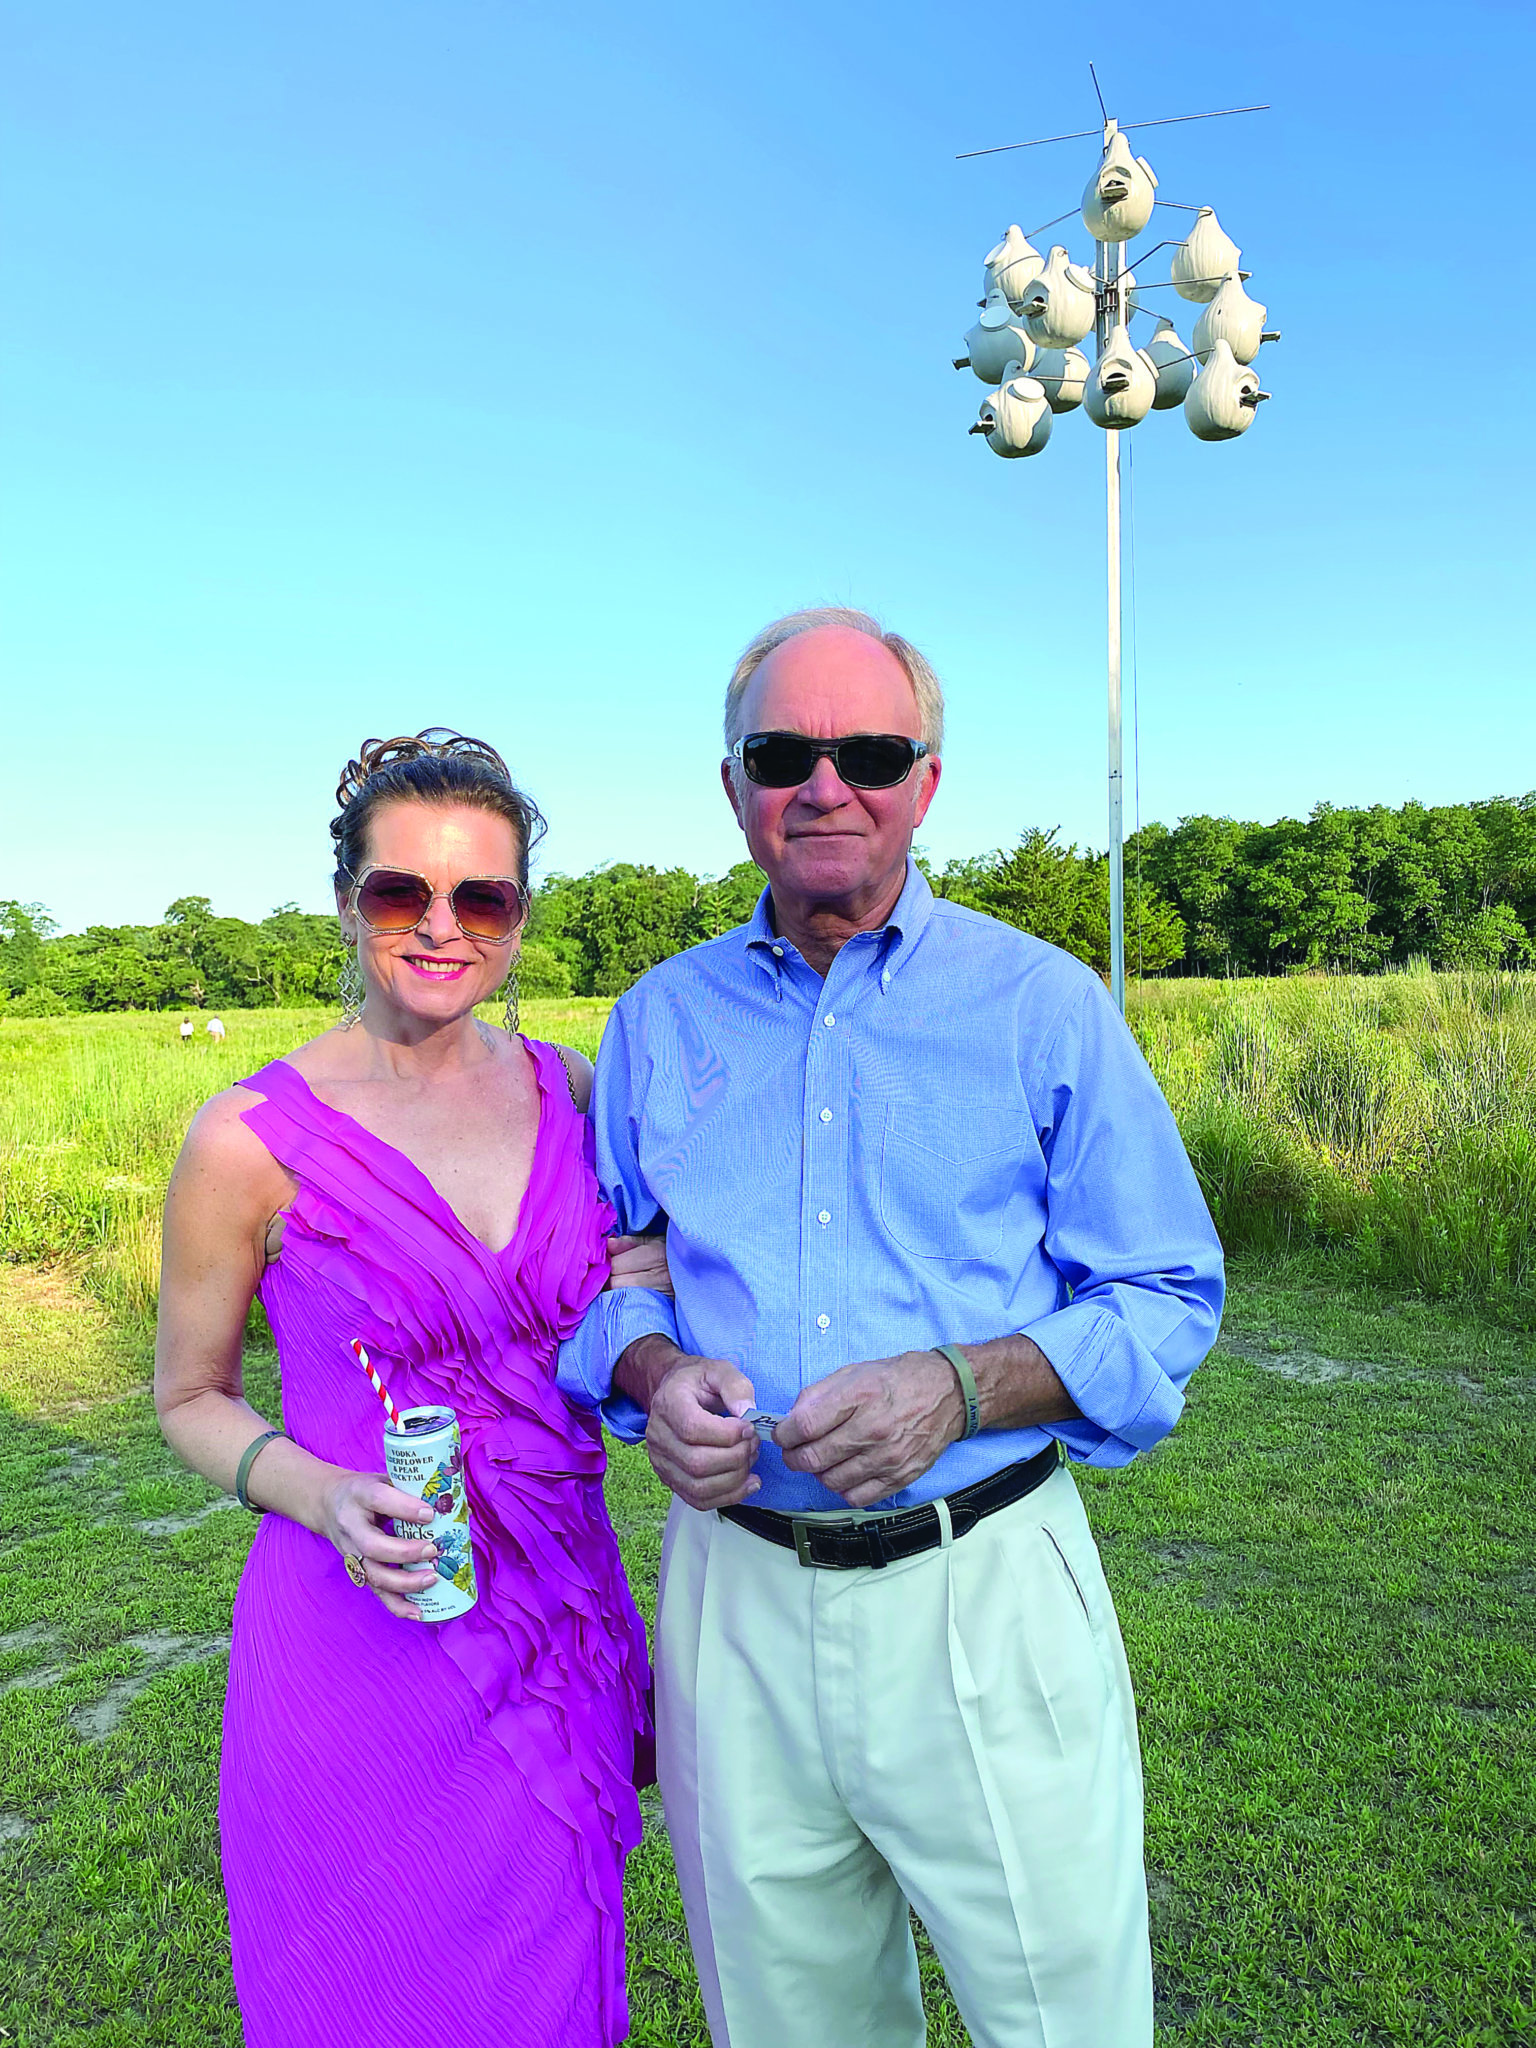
[318,1470,440,1620]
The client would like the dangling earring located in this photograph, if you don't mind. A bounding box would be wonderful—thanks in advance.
[338,942,366,1029]
[502,960,520,1037]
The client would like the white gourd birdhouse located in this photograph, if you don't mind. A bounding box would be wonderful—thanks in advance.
[983,225,1046,312]
[1142,318,1196,408]
[960,283,1039,383]
[1081,126,1158,242]
[1084,321,1157,429]
[1030,346,1090,413]
[1192,275,1268,364]
[1184,337,1269,440]
[970,368,1053,458]
[1018,246,1097,348]
[1170,209,1241,303]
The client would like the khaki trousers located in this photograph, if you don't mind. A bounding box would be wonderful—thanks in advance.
[654,1463,1153,2048]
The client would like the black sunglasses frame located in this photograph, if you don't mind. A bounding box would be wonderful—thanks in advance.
[731,731,930,791]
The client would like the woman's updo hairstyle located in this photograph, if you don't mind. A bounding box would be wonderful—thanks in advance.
[331,729,546,893]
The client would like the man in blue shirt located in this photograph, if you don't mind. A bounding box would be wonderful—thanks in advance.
[560,607,1224,2048]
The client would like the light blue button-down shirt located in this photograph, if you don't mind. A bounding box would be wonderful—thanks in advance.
[557,858,1224,1512]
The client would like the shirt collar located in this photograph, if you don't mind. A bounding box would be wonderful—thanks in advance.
[744,856,934,986]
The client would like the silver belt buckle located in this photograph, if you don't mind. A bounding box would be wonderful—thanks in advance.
[791,1518,817,1567]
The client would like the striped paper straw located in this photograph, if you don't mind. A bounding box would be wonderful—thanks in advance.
[350,1338,405,1433]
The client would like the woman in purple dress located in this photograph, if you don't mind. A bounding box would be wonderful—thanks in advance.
[155,731,656,2047]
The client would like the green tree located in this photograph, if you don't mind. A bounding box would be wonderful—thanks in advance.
[936,831,1185,978]
[1130,815,1250,974]
[1435,903,1533,969]
[695,861,766,938]
[0,901,56,995]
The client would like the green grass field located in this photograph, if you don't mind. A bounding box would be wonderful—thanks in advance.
[2,999,1534,2045]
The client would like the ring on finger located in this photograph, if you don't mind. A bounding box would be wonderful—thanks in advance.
[344,1553,368,1588]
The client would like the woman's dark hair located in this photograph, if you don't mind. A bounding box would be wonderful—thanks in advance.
[330,729,546,892]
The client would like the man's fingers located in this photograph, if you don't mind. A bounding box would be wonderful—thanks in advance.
[648,1446,761,1511]
[657,1378,758,1447]
[813,1453,909,1505]
[780,1414,873,1475]
[649,1429,757,1484]
[776,1383,861,1453]
[698,1358,757,1418]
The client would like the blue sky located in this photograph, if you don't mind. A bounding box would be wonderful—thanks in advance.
[3,1,1531,933]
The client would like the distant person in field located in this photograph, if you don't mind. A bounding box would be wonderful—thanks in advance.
[155,731,666,2048]
[205,1014,226,1043]
[178,1017,193,1047]
[560,608,1225,2048]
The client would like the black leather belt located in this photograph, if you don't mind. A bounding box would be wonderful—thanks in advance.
[719,1440,1063,1569]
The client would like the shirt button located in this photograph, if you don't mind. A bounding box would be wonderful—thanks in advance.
[881,969,891,986]
[816,1314,830,1331]
[818,1107,833,1124]
[818,1209,831,1225]
[823,1013,835,1028]
[772,945,784,958]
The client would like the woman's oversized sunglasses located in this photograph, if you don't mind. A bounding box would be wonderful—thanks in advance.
[731,731,930,790]
[342,865,528,943]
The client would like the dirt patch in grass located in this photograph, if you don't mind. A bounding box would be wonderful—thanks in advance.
[1220,1332,1382,1382]
[69,1632,232,1743]
[1220,1331,1496,1399]
[132,1500,243,1538]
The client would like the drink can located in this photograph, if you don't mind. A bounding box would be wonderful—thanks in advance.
[383,1405,478,1622]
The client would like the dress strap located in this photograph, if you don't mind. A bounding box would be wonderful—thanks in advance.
[552,1044,583,1109]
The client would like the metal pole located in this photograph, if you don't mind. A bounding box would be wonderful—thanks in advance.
[1095,190,1127,1013]
[1107,412,1124,1011]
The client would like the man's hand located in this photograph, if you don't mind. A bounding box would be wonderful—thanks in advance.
[621,1336,761,1511]
[776,1350,966,1508]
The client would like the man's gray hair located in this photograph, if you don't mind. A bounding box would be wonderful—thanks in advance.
[722,607,946,757]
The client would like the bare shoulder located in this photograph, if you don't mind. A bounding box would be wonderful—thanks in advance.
[269,1024,354,1086]
[556,1045,594,1113]
[171,1085,291,1211]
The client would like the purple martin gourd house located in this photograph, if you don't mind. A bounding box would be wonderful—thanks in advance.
[952,81,1276,1012]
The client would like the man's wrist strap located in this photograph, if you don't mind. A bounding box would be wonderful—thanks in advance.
[934,1344,982,1439]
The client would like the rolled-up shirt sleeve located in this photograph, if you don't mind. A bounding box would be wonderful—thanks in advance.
[557,996,679,1442]
[1019,975,1224,1466]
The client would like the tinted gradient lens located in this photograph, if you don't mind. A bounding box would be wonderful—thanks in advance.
[448,879,524,941]
[355,869,433,929]
[353,869,524,941]
[739,732,920,790]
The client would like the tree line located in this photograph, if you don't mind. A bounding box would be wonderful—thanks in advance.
[3,793,1534,1014]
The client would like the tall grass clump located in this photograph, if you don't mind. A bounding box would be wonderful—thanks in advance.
[1131,969,1536,1318]
[0,1001,613,1328]
[8,979,1536,1328]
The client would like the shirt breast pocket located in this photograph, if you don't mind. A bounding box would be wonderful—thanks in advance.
[878,1104,1032,1263]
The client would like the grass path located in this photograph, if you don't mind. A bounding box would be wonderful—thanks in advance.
[1,1260,1532,2046]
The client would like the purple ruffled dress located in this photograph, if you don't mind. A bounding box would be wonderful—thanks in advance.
[221,1042,651,2047]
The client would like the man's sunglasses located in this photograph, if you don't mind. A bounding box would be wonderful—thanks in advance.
[731,731,930,791]
[343,865,528,943]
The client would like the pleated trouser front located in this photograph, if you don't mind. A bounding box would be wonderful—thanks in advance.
[655,1462,1154,2048]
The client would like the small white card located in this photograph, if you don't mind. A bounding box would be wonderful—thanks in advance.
[741,1409,784,1442]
